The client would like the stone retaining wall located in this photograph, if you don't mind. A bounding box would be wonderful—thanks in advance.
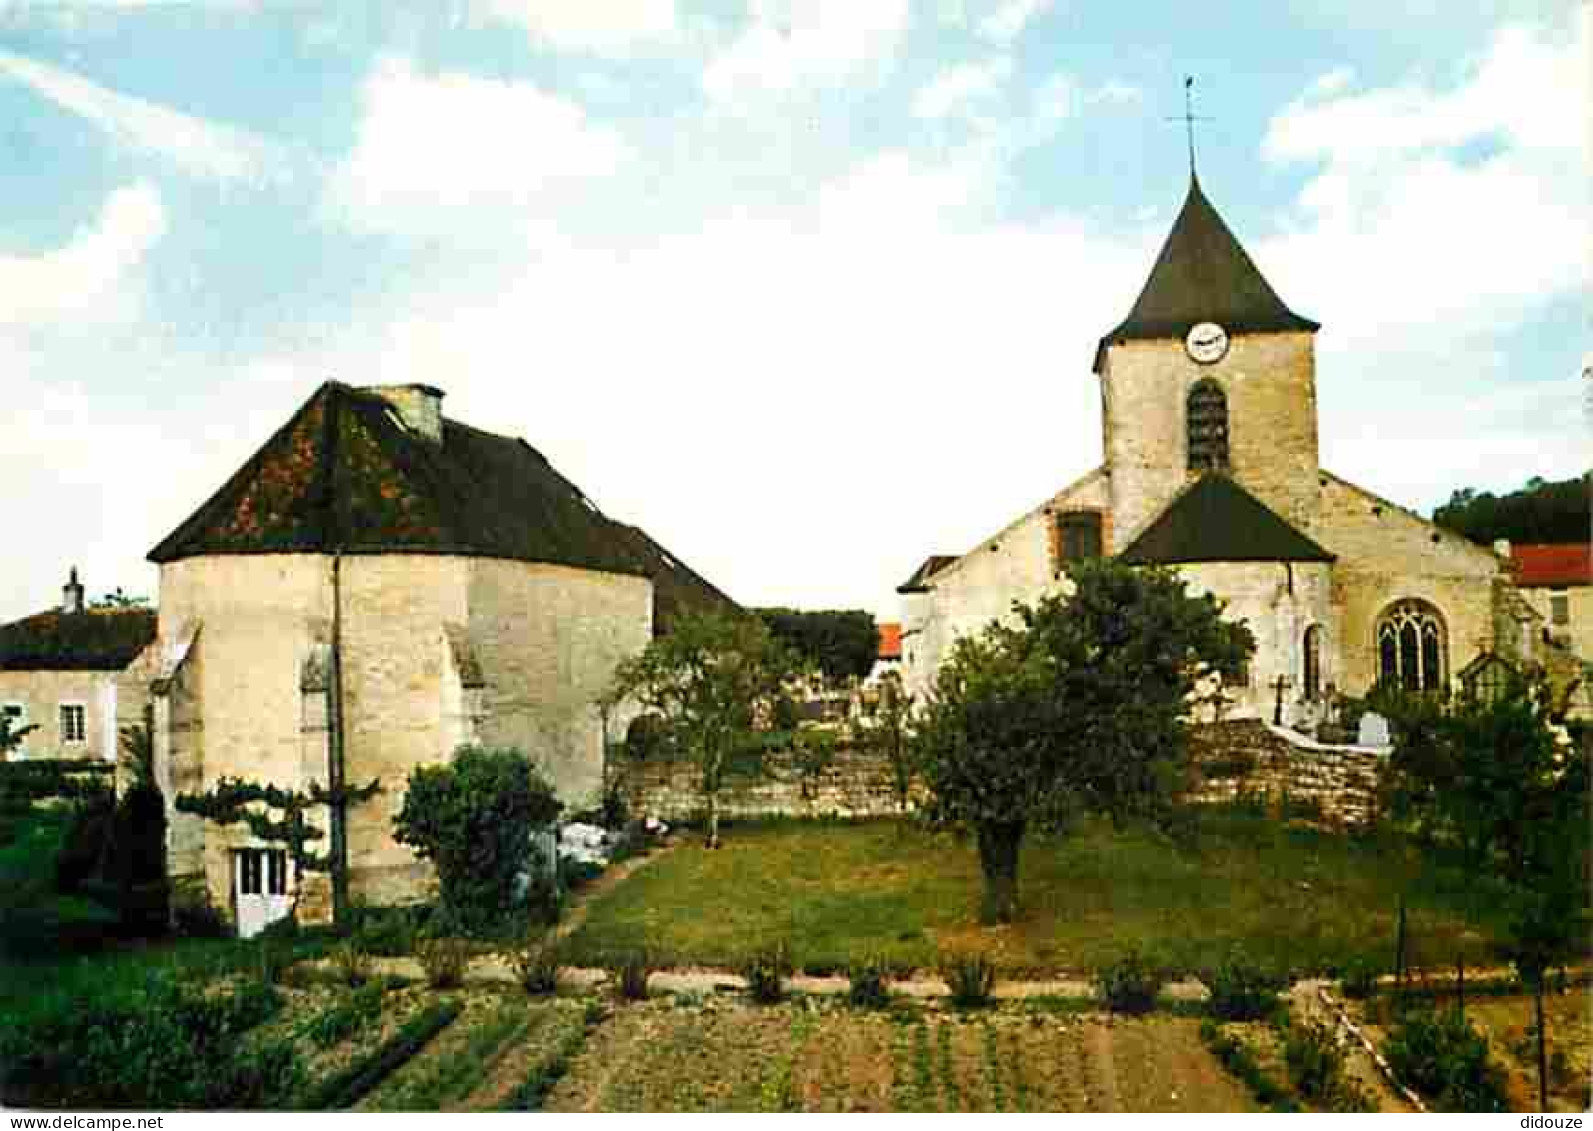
[618,720,1388,826]
[1186,719,1387,826]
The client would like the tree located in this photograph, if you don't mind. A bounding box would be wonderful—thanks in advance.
[600,611,794,848]
[1432,472,1590,545]
[860,669,915,812]
[176,776,381,927]
[0,714,37,760]
[391,746,561,931]
[754,608,879,684]
[913,558,1253,923]
[1380,677,1590,1111]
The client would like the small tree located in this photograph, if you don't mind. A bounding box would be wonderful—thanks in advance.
[176,776,381,926]
[914,559,1252,923]
[861,669,915,812]
[391,746,561,931]
[600,611,793,848]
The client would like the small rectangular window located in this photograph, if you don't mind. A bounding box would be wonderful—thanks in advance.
[238,850,262,896]
[1550,591,1569,626]
[1057,512,1103,563]
[266,850,287,896]
[59,704,86,744]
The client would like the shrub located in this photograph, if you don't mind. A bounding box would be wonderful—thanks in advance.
[1205,947,1286,1021]
[1200,1019,1300,1112]
[611,951,653,1001]
[416,936,471,990]
[305,981,386,1048]
[0,973,298,1109]
[330,940,375,987]
[741,940,794,1004]
[846,956,892,1010]
[511,944,561,996]
[1283,1019,1374,1112]
[349,904,418,957]
[939,947,997,1009]
[1383,1009,1508,1112]
[391,746,562,932]
[171,877,230,938]
[1096,949,1161,1015]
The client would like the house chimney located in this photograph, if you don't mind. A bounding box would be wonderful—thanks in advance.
[367,384,445,445]
[61,566,84,614]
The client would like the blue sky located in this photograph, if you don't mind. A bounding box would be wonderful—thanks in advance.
[0,0,1585,624]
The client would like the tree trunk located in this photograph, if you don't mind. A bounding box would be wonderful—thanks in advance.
[1536,978,1549,1113]
[976,820,1025,924]
[706,789,720,849]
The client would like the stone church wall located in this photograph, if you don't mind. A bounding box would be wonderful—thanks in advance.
[1315,474,1505,695]
[1101,330,1318,549]
[1177,560,1334,722]
[903,469,1108,701]
[469,558,651,808]
[155,551,652,918]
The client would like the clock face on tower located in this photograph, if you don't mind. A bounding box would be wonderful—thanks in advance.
[1185,321,1229,364]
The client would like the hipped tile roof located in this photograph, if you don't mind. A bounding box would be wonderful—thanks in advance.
[148,381,738,634]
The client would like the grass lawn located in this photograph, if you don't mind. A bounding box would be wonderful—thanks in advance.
[562,813,1524,977]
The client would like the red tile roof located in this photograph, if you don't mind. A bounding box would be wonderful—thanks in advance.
[1512,543,1592,588]
[877,622,902,661]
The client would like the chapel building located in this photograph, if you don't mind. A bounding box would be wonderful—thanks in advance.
[899,173,1545,722]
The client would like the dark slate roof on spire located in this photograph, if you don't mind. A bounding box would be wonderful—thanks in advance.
[147,381,738,633]
[1118,474,1335,565]
[1094,175,1318,372]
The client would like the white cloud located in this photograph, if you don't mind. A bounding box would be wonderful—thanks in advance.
[976,0,1055,43]
[324,57,629,239]
[1255,20,1587,508]
[702,0,912,101]
[0,182,165,325]
[911,56,1012,119]
[0,50,289,184]
[477,0,678,56]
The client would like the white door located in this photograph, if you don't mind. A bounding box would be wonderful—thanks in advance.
[234,848,292,938]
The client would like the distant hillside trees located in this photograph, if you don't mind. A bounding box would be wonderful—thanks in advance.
[754,608,879,684]
[1432,473,1590,545]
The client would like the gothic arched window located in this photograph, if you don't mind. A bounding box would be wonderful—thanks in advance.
[1302,624,1323,700]
[1187,379,1229,471]
[1376,600,1446,693]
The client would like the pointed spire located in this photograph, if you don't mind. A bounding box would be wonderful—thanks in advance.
[61,565,85,614]
[1093,176,1318,372]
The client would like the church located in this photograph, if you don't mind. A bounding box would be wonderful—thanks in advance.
[145,380,737,930]
[898,171,1546,725]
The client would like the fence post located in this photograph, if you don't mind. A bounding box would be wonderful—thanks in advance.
[1394,895,1408,997]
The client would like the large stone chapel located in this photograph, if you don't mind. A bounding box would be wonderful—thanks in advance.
[898,172,1545,723]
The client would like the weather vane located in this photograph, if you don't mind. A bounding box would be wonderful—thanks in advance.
[1165,75,1211,177]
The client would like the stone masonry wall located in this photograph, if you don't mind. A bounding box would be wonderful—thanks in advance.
[620,721,1386,827]
[1101,330,1320,550]
[1186,719,1386,826]
[618,742,922,822]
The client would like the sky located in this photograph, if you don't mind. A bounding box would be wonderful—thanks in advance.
[0,0,1586,625]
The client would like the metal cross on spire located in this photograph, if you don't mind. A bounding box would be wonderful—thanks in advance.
[1165,75,1211,178]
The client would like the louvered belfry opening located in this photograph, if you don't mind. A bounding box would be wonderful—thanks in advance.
[1187,379,1229,471]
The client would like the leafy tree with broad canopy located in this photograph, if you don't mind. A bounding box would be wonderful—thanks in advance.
[754,607,879,684]
[600,611,794,848]
[913,558,1253,923]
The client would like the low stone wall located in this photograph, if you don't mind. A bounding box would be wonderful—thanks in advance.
[617,720,1388,826]
[1187,720,1388,826]
[615,744,919,822]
